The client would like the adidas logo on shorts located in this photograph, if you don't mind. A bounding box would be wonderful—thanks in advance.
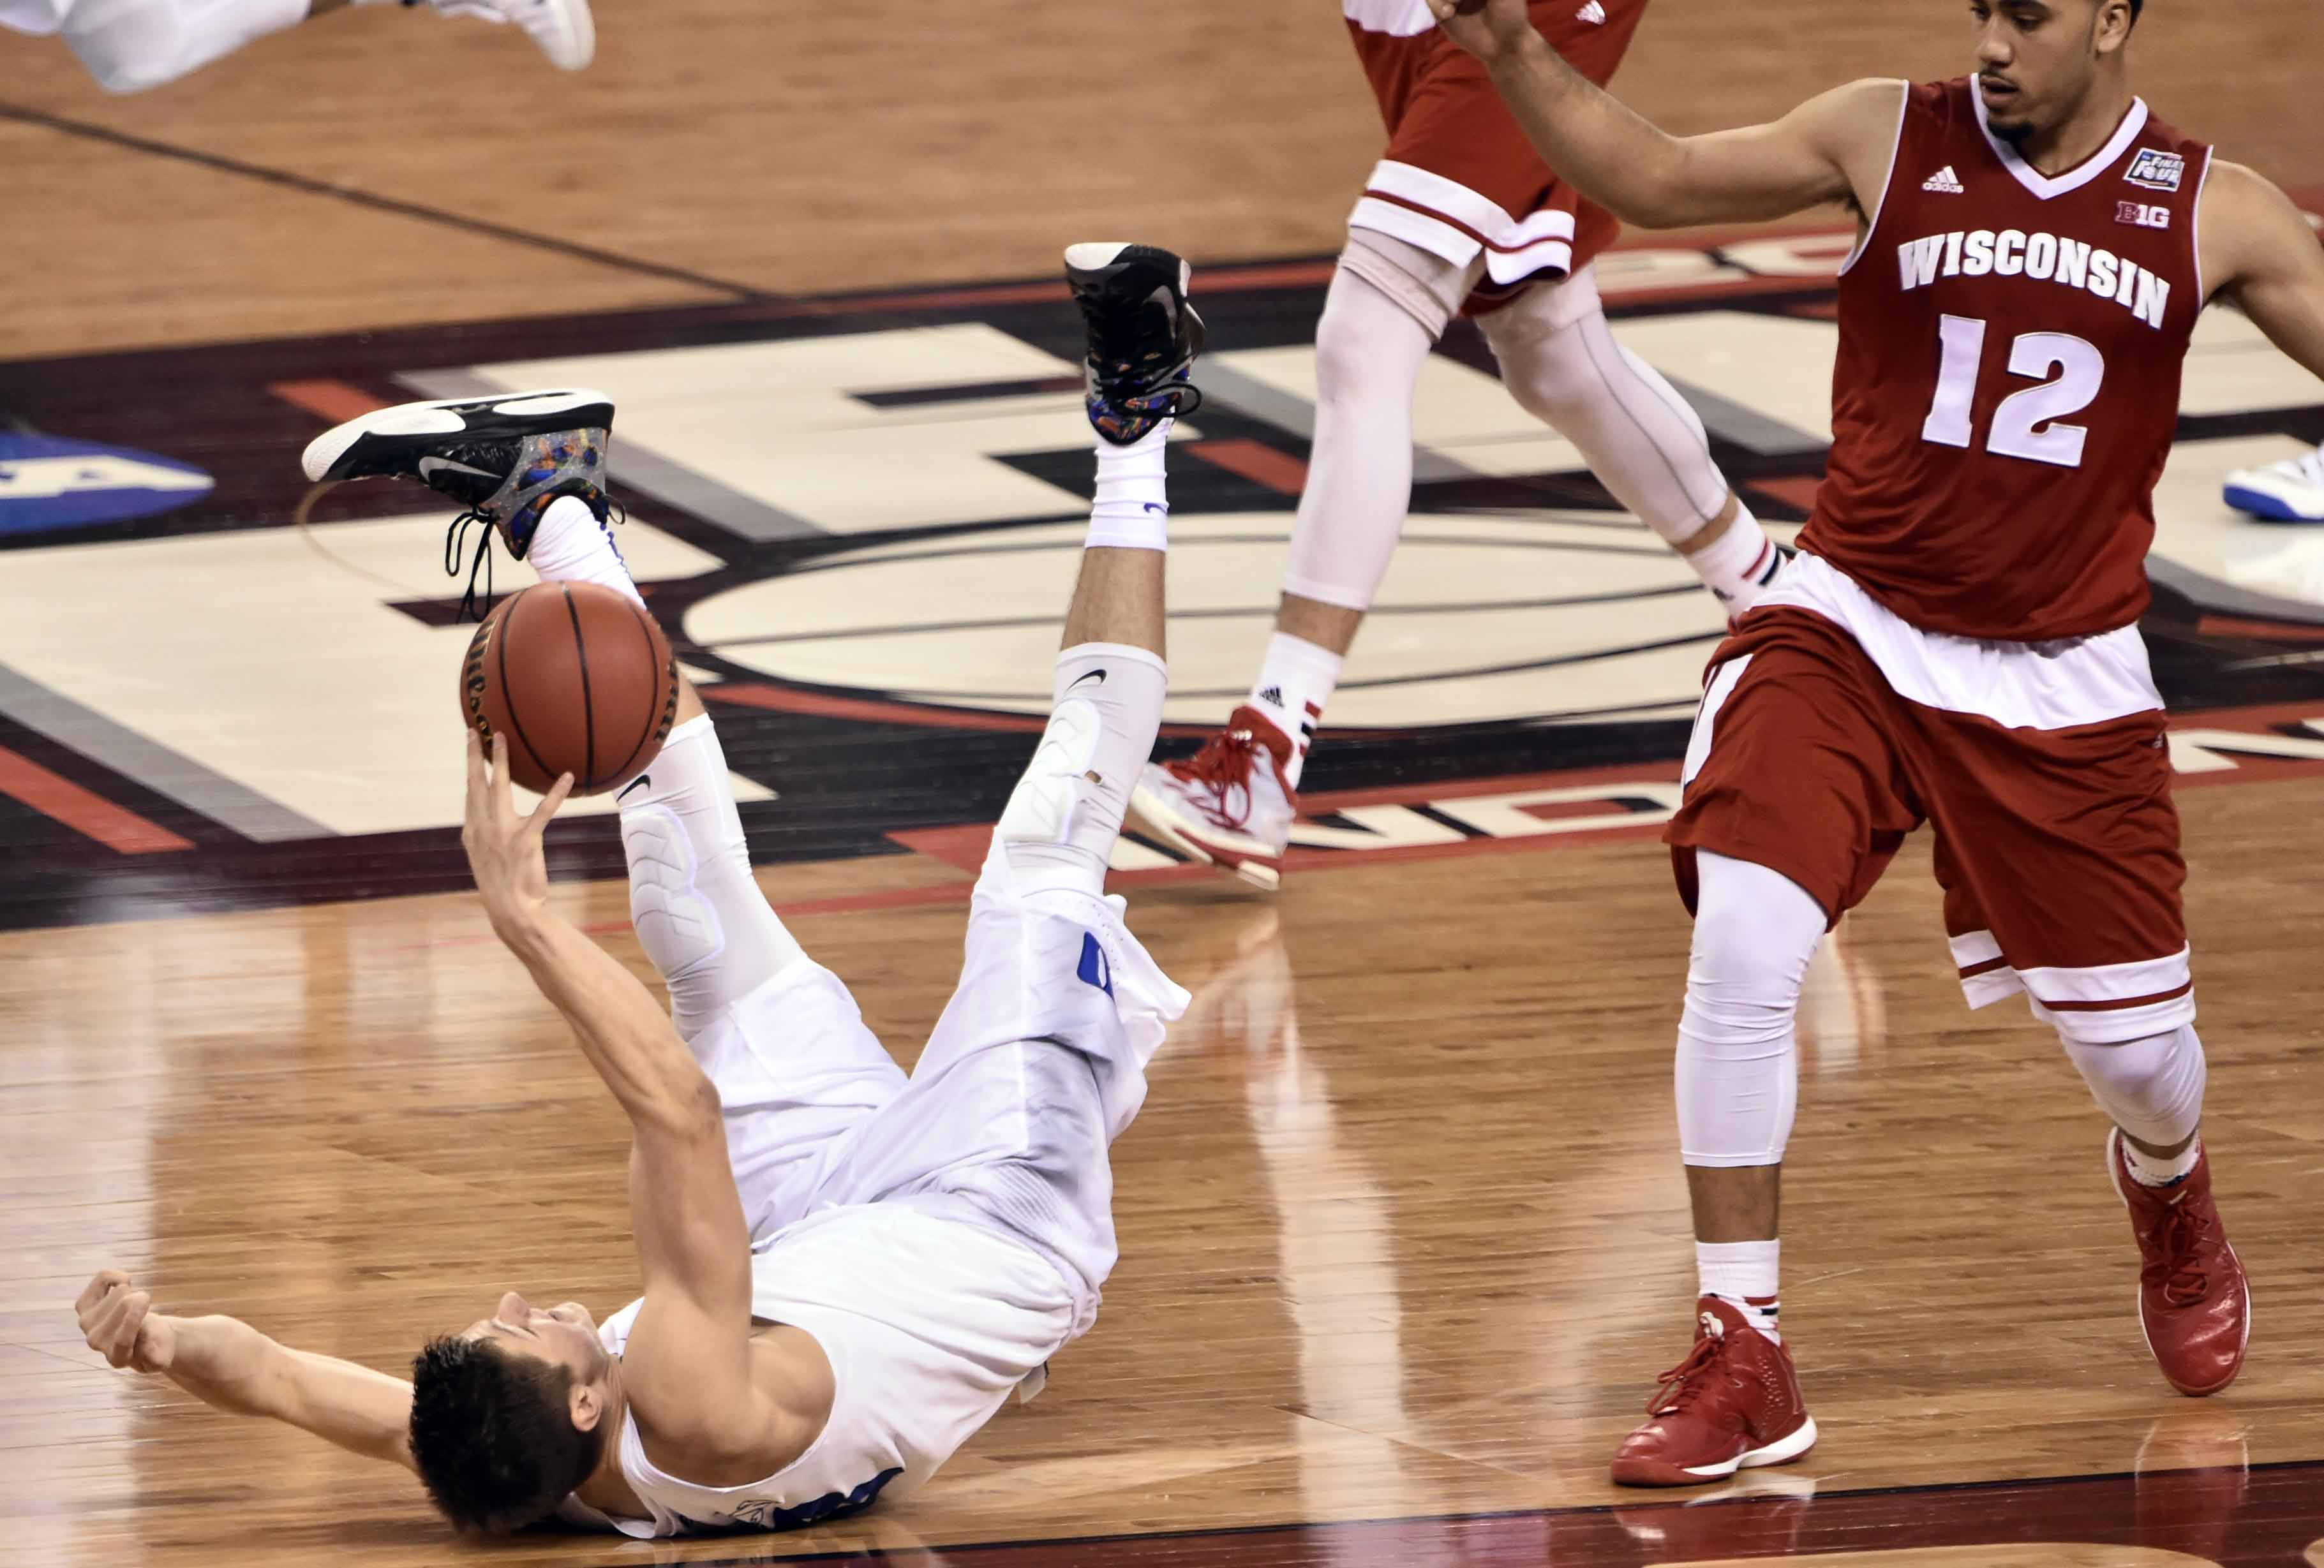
[1923,165,1965,195]
[1575,0,1607,21]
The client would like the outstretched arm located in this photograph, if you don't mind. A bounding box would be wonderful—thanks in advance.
[76,1271,417,1472]
[1426,0,1900,228]
[2203,161,2324,376]
[460,734,780,1463]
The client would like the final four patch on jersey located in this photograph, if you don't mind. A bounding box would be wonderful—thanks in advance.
[2125,149,2186,193]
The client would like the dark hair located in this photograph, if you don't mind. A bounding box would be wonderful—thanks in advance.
[408,1336,604,1533]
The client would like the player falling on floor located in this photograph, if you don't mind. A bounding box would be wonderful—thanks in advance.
[1431,0,2324,1486]
[1126,0,1787,891]
[72,243,1200,1535]
[2,0,589,94]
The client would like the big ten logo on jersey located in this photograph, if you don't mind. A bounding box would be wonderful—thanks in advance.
[2119,201,2173,231]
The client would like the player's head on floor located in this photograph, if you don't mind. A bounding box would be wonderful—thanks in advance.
[1969,0,2143,144]
[407,1291,614,1532]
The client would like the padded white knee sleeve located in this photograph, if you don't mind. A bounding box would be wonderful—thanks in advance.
[2061,1024,2207,1149]
[64,0,309,92]
[1676,852,1825,1167]
[1480,269,1731,540]
[995,644,1168,894]
[619,716,805,1041]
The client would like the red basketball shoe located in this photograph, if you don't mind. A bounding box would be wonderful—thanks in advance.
[2109,1129,2251,1396]
[1610,1297,1817,1488]
[1126,706,1296,890]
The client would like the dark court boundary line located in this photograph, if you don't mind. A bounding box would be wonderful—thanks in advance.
[0,100,775,303]
[613,1456,2324,1565]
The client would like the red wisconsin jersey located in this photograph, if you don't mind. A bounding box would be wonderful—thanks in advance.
[1799,80,2213,640]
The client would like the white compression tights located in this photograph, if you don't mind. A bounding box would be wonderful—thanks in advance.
[1479,269,1732,544]
[2062,1025,2207,1150]
[1678,852,1822,1167]
[1680,850,2210,1165]
[1279,260,1431,612]
[62,0,309,92]
[1283,233,1739,612]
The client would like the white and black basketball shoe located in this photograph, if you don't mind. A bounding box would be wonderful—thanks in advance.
[1063,243,1205,445]
[301,388,616,615]
[368,0,596,71]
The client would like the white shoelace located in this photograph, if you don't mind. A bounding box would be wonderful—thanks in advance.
[2261,443,2324,487]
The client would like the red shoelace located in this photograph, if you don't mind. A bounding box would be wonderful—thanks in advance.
[1166,729,1268,824]
[1645,1332,1730,1416]
[2150,1200,2215,1308]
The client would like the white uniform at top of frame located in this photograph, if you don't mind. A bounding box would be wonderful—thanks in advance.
[1,0,70,33]
[559,795,1188,1538]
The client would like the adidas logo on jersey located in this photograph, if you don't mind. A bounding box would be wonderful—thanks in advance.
[1922,166,1965,194]
[1575,0,1607,21]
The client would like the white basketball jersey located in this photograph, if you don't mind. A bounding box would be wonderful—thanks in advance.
[567,1195,1074,1538]
[0,0,71,36]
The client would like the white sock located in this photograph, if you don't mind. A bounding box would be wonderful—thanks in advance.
[1246,633,1341,790]
[1697,1239,1781,1341]
[1087,422,1171,551]
[1687,503,1786,612]
[2123,1133,2203,1188]
[526,494,644,608]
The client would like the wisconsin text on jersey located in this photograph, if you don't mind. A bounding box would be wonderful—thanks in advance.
[1896,227,2175,329]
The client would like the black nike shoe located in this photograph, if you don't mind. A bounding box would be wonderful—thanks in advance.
[300,388,617,616]
[1063,243,1205,446]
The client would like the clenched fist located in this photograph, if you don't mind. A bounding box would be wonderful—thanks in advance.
[77,1270,178,1373]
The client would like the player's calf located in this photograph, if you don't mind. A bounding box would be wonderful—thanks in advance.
[1000,244,1200,896]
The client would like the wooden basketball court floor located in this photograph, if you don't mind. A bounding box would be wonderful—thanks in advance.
[6,3,2324,1564]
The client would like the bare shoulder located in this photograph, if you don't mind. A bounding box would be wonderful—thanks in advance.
[1787,78,1913,206]
[626,1319,832,1489]
[1784,77,1909,141]
[2198,159,2323,293]
[2201,159,2306,224]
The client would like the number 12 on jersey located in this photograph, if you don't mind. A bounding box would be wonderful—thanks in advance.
[1921,314,2105,470]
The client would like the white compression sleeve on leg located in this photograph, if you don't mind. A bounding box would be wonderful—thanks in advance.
[1481,269,1732,543]
[526,494,644,607]
[1676,852,1826,1167]
[995,644,1168,897]
[64,0,309,92]
[618,715,805,1041]
[2061,1024,2207,1150]
[1279,260,1437,612]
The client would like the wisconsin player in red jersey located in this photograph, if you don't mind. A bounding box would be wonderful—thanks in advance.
[1124,0,1787,891]
[1429,0,2324,1484]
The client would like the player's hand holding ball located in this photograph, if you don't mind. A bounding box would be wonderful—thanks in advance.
[462,730,572,942]
[78,1270,179,1373]
[1427,0,1533,62]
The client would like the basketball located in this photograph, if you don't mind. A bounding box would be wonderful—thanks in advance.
[458,582,680,795]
